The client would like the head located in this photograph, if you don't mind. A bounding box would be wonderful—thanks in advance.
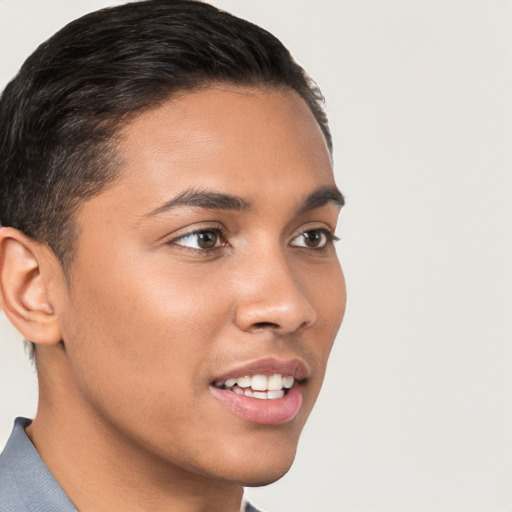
[0,0,331,270]
[0,0,345,490]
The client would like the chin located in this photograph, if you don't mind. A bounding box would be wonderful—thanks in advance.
[236,462,294,487]
[209,439,298,487]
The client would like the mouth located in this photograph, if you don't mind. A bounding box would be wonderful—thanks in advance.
[213,373,297,400]
[210,359,308,425]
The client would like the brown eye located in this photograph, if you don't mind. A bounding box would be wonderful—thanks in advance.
[172,229,223,250]
[291,229,334,249]
[196,230,218,249]
[303,231,323,247]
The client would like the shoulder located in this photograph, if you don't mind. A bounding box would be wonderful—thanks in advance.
[245,502,264,512]
[0,418,32,512]
[0,417,77,512]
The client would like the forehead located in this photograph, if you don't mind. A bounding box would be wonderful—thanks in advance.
[118,85,333,194]
[85,85,335,220]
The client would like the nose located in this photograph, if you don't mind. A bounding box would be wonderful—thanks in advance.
[233,250,317,335]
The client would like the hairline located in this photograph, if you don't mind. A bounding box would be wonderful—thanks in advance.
[58,80,332,277]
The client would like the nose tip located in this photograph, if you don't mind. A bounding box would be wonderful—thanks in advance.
[237,302,317,334]
[233,262,317,335]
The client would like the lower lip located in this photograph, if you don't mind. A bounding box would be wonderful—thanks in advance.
[210,385,303,425]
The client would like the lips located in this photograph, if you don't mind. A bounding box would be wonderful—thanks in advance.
[213,374,296,400]
[210,358,308,425]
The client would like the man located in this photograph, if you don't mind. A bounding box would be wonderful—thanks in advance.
[0,1,346,511]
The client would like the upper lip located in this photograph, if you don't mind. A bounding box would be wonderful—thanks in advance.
[211,357,309,383]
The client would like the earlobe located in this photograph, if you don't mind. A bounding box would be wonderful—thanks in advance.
[0,227,63,345]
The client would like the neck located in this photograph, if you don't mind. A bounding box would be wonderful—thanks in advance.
[27,350,244,512]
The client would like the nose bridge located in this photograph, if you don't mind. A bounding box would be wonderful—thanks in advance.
[233,241,317,333]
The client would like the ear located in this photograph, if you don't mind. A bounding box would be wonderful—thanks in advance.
[0,227,63,345]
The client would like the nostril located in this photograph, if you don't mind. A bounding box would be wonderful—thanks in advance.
[252,321,280,330]
[234,290,317,334]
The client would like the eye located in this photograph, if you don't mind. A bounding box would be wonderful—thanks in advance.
[171,229,225,250]
[290,229,337,249]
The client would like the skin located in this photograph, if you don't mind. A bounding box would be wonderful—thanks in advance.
[0,86,346,512]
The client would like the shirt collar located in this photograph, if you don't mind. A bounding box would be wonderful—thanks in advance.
[0,417,78,511]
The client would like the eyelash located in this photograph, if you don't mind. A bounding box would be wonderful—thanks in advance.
[167,226,339,254]
[166,225,228,254]
[292,229,340,248]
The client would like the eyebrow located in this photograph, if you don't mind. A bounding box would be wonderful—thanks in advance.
[146,188,251,217]
[297,185,345,214]
[145,185,344,218]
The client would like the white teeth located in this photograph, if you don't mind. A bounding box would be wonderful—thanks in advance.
[267,374,283,391]
[283,376,294,389]
[214,373,297,399]
[251,375,268,391]
[237,376,251,388]
[267,389,285,399]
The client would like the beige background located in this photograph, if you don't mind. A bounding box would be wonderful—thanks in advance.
[1,1,511,511]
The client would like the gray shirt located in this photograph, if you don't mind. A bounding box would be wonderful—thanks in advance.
[0,418,261,512]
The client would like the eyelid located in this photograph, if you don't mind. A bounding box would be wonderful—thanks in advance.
[290,221,338,240]
[162,222,338,252]
[289,226,339,249]
[164,223,228,250]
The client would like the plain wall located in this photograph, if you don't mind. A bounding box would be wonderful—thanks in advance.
[1,1,511,511]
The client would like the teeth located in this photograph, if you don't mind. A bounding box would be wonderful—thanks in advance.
[237,376,251,388]
[251,375,268,391]
[283,376,294,389]
[247,388,285,400]
[267,389,285,399]
[267,374,283,391]
[214,373,296,398]
[225,378,237,388]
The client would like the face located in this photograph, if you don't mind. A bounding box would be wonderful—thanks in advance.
[58,86,346,486]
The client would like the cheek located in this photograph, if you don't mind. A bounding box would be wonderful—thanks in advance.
[60,258,231,419]
[296,260,346,383]
[68,256,225,345]
[330,264,347,331]
[306,259,346,332]
[308,262,346,382]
